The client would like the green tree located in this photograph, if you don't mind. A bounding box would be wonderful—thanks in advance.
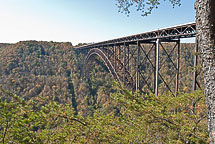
[116,0,215,142]
[0,85,209,143]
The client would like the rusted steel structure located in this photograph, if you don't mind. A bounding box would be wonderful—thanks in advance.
[76,22,201,96]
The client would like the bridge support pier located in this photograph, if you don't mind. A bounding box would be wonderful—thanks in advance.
[192,38,199,91]
[114,44,117,70]
[155,39,160,96]
[153,42,157,94]
[136,41,140,91]
[123,42,127,85]
[175,39,180,96]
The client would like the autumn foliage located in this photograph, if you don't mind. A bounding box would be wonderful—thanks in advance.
[0,87,208,143]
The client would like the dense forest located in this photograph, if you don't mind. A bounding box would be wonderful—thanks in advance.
[0,41,115,116]
[0,41,208,143]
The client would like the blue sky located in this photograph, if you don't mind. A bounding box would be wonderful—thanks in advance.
[0,0,196,45]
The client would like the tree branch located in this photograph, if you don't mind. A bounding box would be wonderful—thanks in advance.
[2,119,10,144]
[59,115,87,126]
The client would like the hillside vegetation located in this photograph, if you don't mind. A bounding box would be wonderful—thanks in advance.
[0,41,208,143]
[0,41,114,116]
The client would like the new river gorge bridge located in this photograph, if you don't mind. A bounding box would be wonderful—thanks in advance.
[76,22,202,96]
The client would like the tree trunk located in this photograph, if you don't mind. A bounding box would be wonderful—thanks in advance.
[195,0,215,143]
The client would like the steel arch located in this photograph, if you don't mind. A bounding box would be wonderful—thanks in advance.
[85,48,121,85]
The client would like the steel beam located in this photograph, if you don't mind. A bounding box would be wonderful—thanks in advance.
[114,44,116,70]
[76,22,196,50]
[127,44,130,72]
[155,39,160,96]
[138,43,156,93]
[154,42,156,94]
[136,41,140,91]
[123,42,126,85]
[175,39,180,95]
[192,38,198,91]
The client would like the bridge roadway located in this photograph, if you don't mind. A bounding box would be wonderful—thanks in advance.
[76,22,201,96]
[77,22,196,49]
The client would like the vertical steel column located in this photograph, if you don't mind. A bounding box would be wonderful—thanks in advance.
[118,45,121,61]
[105,46,108,58]
[155,39,160,96]
[117,45,120,69]
[102,45,105,56]
[136,41,140,91]
[175,39,180,95]
[111,45,114,59]
[114,44,116,70]
[192,38,198,91]
[127,44,130,71]
[123,42,127,85]
[154,42,156,94]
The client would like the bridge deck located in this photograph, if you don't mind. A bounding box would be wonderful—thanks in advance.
[77,22,196,49]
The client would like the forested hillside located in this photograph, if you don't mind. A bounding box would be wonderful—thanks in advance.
[0,41,208,143]
[0,41,114,116]
[0,41,203,113]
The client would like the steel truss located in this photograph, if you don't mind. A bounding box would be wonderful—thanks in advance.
[76,22,202,96]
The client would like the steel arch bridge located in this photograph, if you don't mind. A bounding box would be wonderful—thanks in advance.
[75,22,202,96]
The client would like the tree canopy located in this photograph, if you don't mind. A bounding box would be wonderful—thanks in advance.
[117,0,181,16]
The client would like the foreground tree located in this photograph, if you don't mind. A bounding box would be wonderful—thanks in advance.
[195,1,215,143]
[117,0,215,143]
[0,87,208,143]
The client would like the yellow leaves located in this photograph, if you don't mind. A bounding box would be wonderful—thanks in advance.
[52,85,57,89]
[11,79,15,83]
[183,86,188,92]
[29,89,33,94]
[35,84,41,88]
[9,78,16,83]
